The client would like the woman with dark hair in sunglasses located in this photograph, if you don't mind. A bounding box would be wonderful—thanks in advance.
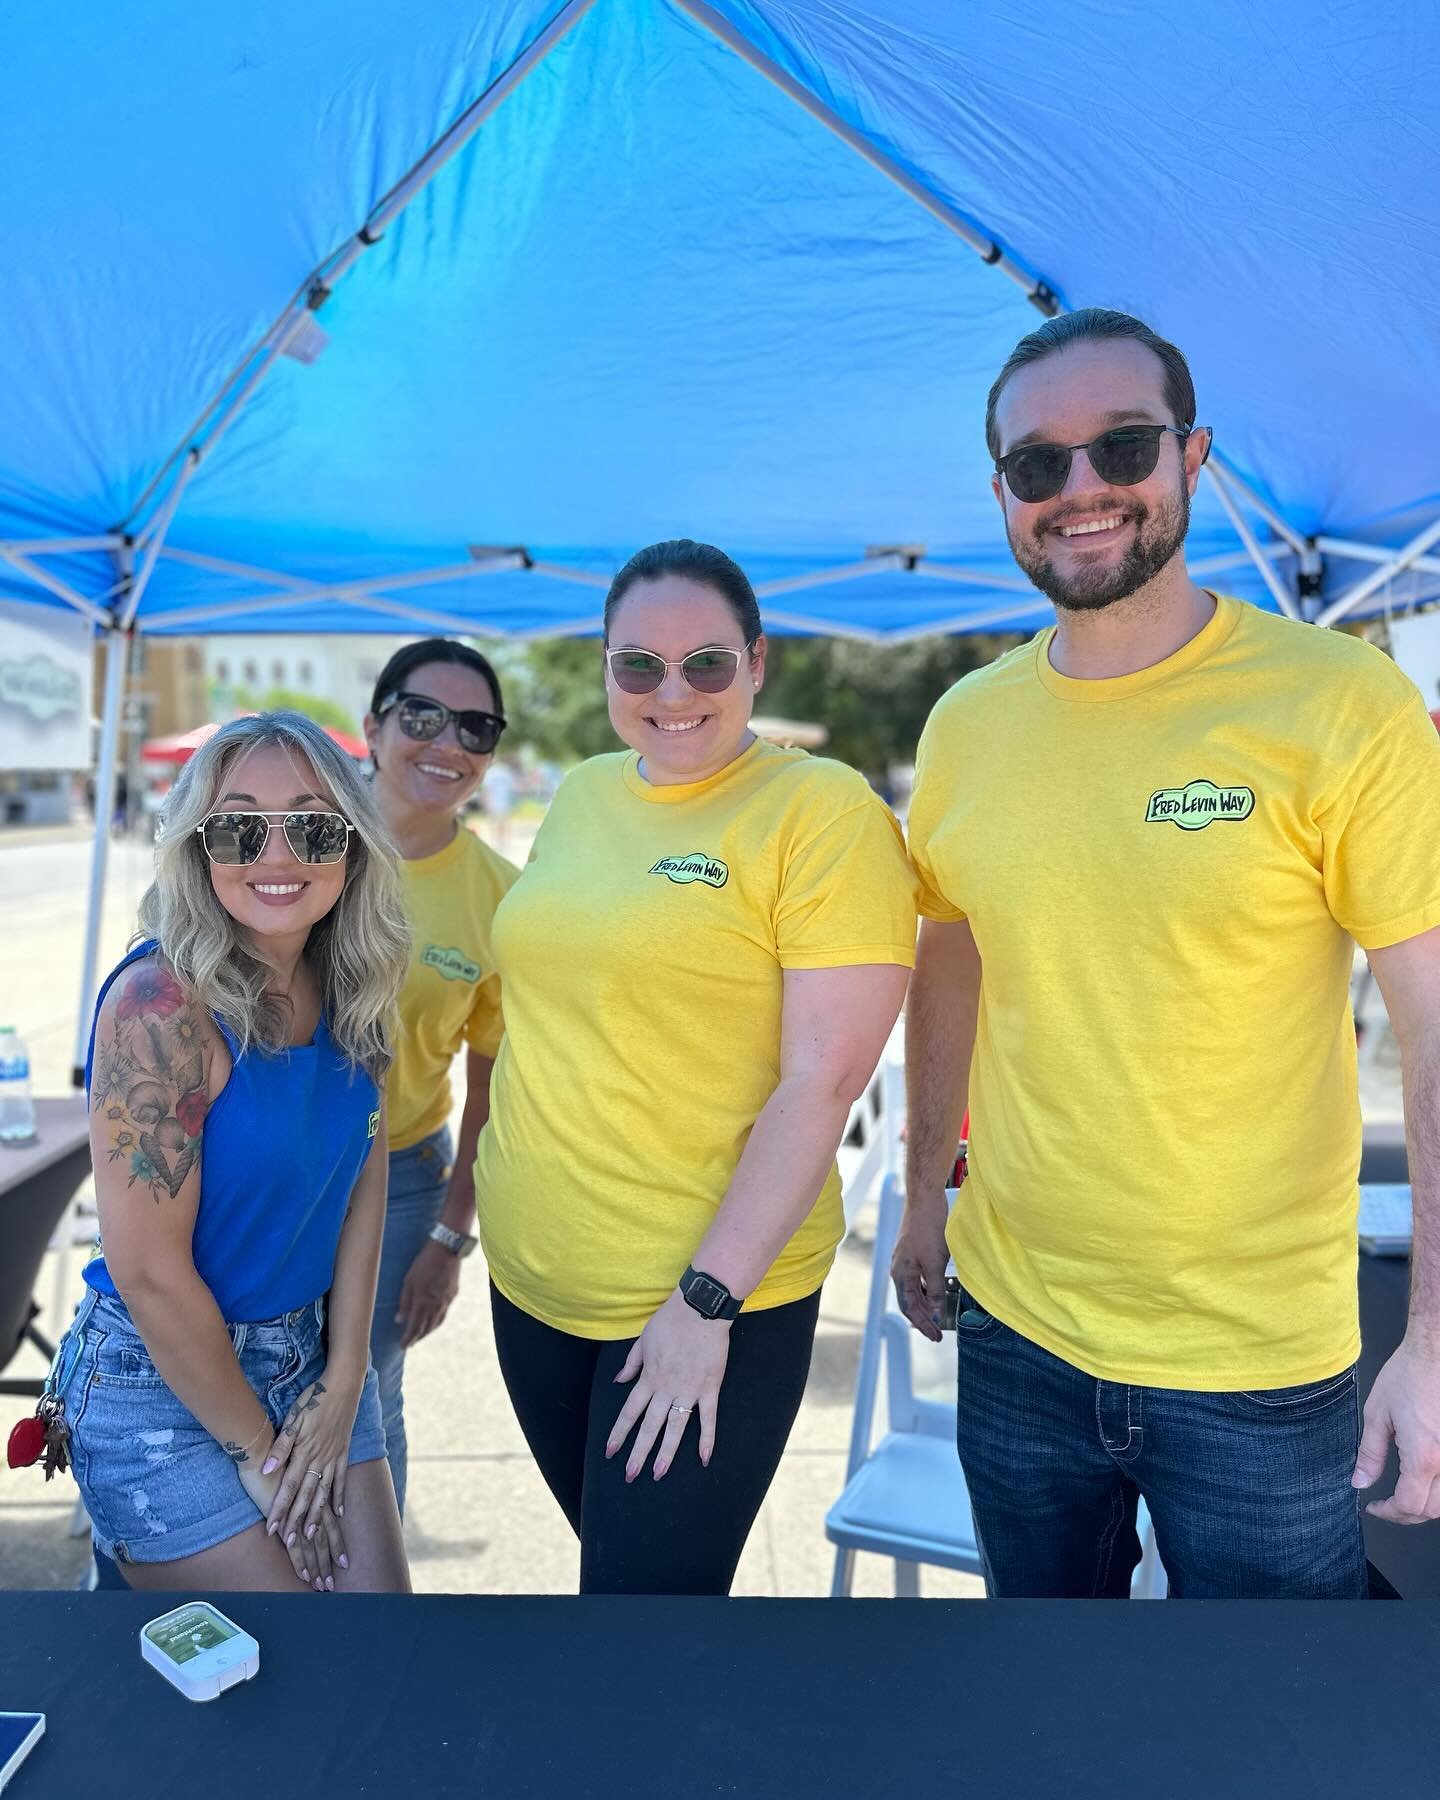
[361,639,517,1519]
[476,540,918,1593]
[35,713,412,1593]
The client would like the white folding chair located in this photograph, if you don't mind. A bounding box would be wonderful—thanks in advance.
[839,1021,905,1234]
[827,1173,1167,1598]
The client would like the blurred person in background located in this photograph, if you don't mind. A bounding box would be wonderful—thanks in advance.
[38,713,411,1593]
[363,640,518,1518]
[476,539,918,1594]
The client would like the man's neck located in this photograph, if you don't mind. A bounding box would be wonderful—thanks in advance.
[1048,566,1216,681]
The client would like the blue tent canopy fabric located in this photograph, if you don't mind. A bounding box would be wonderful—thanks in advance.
[3,0,1439,642]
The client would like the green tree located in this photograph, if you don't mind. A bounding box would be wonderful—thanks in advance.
[228,685,359,736]
[487,631,1022,772]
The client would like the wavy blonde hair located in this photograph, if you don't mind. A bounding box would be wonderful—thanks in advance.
[137,712,409,1077]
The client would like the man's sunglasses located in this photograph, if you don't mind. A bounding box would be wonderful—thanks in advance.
[377,691,507,756]
[196,810,354,866]
[995,424,1206,505]
[606,644,753,696]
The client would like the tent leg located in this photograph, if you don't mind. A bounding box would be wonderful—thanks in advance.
[72,624,128,1087]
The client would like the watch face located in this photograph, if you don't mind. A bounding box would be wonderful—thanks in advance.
[687,1275,727,1317]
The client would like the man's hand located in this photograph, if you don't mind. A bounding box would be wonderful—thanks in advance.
[1352,1340,1440,1523]
[892,1191,950,1342]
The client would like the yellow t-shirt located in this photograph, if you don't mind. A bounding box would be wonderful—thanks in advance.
[386,826,519,1152]
[476,738,918,1338]
[908,595,1440,1390]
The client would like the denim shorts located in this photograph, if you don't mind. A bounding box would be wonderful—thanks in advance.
[52,1286,386,1566]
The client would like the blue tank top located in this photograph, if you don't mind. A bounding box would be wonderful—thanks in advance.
[83,941,380,1322]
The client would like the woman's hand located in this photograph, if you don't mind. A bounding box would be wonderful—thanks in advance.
[261,1370,363,1551]
[605,1289,731,1482]
[237,1452,347,1591]
[395,1240,462,1349]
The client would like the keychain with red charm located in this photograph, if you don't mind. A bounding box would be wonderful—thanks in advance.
[7,1393,71,1479]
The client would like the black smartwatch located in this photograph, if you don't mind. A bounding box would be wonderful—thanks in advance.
[678,1265,742,1322]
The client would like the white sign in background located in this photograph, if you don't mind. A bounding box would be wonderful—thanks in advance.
[1389,610,1440,715]
[0,600,95,771]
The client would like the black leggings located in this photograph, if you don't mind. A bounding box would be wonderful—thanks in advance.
[490,1282,821,1595]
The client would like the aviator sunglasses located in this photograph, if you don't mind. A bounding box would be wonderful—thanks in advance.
[606,643,754,696]
[376,691,507,756]
[196,810,354,866]
[995,423,1207,505]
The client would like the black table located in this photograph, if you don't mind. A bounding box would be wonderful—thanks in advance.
[2,1593,1439,1798]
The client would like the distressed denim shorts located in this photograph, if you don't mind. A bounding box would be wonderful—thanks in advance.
[52,1286,386,1567]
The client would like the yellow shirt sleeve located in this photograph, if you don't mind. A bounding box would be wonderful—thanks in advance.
[463,973,505,1059]
[774,790,918,969]
[906,704,968,923]
[1321,692,1440,949]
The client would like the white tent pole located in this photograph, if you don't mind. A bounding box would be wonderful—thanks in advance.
[0,547,110,624]
[0,535,123,554]
[156,546,318,587]
[1314,535,1440,581]
[883,598,1049,643]
[1205,465,1300,620]
[524,562,612,588]
[72,613,130,1086]
[910,560,1036,591]
[145,552,530,630]
[755,556,902,597]
[119,450,197,629]
[670,0,1060,315]
[1317,511,1440,628]
[1188,543,1293,578]
[121,0,601,537]
[1202,456,1308,555]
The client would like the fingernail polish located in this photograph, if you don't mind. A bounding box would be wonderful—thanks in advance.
[337,1504,344,1517]
[262,1458,277,1474]
[306,1523,316,1539]
[653,1464,666,1480]
[325,1577,334,1591]
[286,1531,296,1547]
[339,1554,349,1569]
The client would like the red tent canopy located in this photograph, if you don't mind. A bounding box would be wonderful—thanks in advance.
[141,719,367,764]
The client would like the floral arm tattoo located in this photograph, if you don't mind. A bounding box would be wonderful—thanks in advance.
[93,962,209,1204]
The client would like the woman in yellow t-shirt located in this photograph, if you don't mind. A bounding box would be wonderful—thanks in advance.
[476,540,918,1593]
[363,640,519,1518]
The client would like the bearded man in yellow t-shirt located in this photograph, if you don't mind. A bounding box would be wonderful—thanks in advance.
[896,307,1440,1598]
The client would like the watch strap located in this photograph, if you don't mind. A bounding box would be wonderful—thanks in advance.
[679,1264,742,1321]
[429,1222,478,1259]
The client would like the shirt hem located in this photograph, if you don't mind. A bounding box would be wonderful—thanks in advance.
[778,943,916,970]
[487,1262,832,1341]
[957,1269,1362,1391]
[1349,896,1440,951]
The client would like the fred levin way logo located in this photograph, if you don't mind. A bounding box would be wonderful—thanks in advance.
[650,852,729,889]
[1146,779,1255,831]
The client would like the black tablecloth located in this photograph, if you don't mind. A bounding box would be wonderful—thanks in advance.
[2,1593,1440,1798]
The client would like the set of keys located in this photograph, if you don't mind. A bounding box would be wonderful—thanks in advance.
[6,1394,71,1479]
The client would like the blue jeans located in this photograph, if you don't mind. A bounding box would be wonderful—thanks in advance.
[953,1285,1368,1598]
[370,1126,453,1519]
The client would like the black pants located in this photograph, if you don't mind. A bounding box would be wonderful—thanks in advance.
[490,1281,821,1594]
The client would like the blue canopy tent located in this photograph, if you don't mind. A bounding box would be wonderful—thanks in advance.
[2,0,1437,1070]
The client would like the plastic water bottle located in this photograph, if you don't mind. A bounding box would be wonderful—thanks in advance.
[0,1027,37,1146]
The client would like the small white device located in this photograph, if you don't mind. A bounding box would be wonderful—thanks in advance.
[1358,1183,1413,1257]
[139,1601,260,1702]
[0,1714,45,1792]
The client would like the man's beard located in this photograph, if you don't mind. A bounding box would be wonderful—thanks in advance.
[1008,483,1190,613]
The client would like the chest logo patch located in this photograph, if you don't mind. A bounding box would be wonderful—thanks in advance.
[421,944,481,982]
[1145,779,1255,830]
[650,852,729,889]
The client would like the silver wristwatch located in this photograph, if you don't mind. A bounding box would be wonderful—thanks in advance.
[429,1222,479,1259]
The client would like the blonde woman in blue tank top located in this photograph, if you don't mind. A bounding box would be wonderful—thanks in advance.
[40,714,412,1593]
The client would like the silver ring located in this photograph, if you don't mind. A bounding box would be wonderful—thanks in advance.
[669,1404,693,1416]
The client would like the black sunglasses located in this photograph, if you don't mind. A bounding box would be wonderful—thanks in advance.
[377,691,507,756]
[196,810,353,866]
[996,424,1206,505]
